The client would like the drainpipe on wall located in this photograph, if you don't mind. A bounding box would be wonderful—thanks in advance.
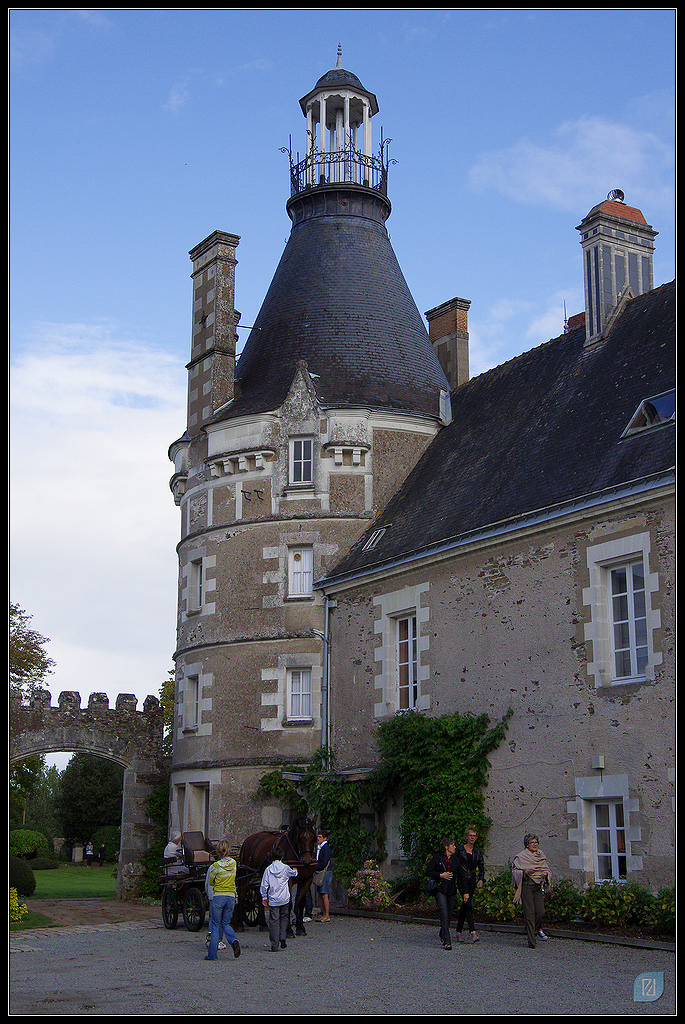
[311,596,334,765]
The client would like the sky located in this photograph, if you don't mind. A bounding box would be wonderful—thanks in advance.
[9,9,675,765]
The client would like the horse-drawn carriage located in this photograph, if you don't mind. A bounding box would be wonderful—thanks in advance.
[160,830,217,931]
[160,816,318,935]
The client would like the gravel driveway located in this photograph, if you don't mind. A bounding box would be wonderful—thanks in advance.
[10,909,675,1015]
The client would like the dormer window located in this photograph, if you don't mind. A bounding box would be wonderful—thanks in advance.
[622,389,675,437]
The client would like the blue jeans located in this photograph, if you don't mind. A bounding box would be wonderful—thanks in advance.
[207,894,237,959]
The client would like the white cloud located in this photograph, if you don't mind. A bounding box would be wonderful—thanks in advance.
[10,322,186,710]
[468,115,674,213]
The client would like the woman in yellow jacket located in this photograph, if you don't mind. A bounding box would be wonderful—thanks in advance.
[204,840,241,961]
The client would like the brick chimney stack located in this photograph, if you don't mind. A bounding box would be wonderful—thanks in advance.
[425,296,470,391]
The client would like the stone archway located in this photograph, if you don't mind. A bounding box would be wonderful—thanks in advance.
[9,689,169,900]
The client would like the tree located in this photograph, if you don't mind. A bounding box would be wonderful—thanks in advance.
[9,603,57,825]
[159,669,175,757]
[9,755,45,828]
[10,602,56,700]
[56,754,124,843]
[22,763,64,845]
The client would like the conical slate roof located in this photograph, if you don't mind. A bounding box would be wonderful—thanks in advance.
[230,186,449,421]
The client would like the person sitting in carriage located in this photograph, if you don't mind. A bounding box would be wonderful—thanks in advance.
[163,831,185,875]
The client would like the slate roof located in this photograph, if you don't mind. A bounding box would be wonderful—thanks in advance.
[320,280,675,585]
[225,190,450,422]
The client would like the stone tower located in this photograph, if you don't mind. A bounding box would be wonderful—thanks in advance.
[167,50,452,840]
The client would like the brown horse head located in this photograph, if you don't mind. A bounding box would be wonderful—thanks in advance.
[286,814,317,867]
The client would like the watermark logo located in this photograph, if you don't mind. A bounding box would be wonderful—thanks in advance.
[633,971,664,1002]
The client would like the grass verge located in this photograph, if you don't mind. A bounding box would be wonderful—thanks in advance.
[32,863,118,900]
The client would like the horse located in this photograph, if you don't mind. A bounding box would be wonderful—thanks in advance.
[237,815,318,936]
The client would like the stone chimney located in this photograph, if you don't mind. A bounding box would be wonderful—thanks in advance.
[576,191,657,346]
[187,230,240,432]
[425,296,470,391]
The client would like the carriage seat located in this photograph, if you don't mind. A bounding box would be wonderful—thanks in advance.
[182,830,214,865]
[160,855,190,878]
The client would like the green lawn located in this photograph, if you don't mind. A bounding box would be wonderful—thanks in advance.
[31,863,118,900]
[11,863,120,932]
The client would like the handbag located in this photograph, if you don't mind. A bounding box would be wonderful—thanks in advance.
[424,878,438,895]
[313,868,326,886]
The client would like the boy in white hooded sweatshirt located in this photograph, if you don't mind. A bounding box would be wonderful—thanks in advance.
[260,856,298,951]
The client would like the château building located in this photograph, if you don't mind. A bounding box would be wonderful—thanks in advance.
[168,52,674,888]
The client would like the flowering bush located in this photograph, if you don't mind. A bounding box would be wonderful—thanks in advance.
[347,860,393,909]
[10,887,28,924]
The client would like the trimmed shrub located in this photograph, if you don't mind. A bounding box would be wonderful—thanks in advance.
[9,828,49,859]
[9,855,36,897]
[28,857,60,871]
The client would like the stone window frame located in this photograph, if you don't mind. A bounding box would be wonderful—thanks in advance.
[261,654,321,732]
[582,531,661,689]
[288,545,314,599]
[287,667,313,721]
[184,549,216,618]
[567,773,642,882]
[373,583,431,717]
[179,662,212,737]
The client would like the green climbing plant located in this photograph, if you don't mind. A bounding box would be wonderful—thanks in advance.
[255,707,512,886]
[255,749,384,884]
[368,708,512,877]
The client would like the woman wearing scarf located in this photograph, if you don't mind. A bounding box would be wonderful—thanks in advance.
[513,833,552,948]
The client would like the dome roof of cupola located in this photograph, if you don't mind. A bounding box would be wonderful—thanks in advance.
[300,45,379,115]
[315,65,364,90]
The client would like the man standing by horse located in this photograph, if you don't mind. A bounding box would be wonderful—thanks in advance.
[314,829,333,923]
[260,855,298,951]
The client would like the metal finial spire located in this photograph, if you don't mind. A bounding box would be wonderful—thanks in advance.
[336,42,343,68]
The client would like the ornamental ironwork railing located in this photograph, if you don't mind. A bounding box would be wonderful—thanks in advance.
[281,135,396,197]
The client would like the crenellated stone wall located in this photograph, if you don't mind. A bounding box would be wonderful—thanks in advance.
[10,689,169,900]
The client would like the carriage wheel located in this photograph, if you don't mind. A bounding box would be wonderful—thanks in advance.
[182,887,206,932]
[162,886,178,929]
[241,884,261,928]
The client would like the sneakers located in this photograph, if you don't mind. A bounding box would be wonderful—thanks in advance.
[537,929,548,940]
[232,940,241,958]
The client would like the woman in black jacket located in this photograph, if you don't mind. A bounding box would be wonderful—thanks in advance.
[425,837,457,949]
[454,826,485,942]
